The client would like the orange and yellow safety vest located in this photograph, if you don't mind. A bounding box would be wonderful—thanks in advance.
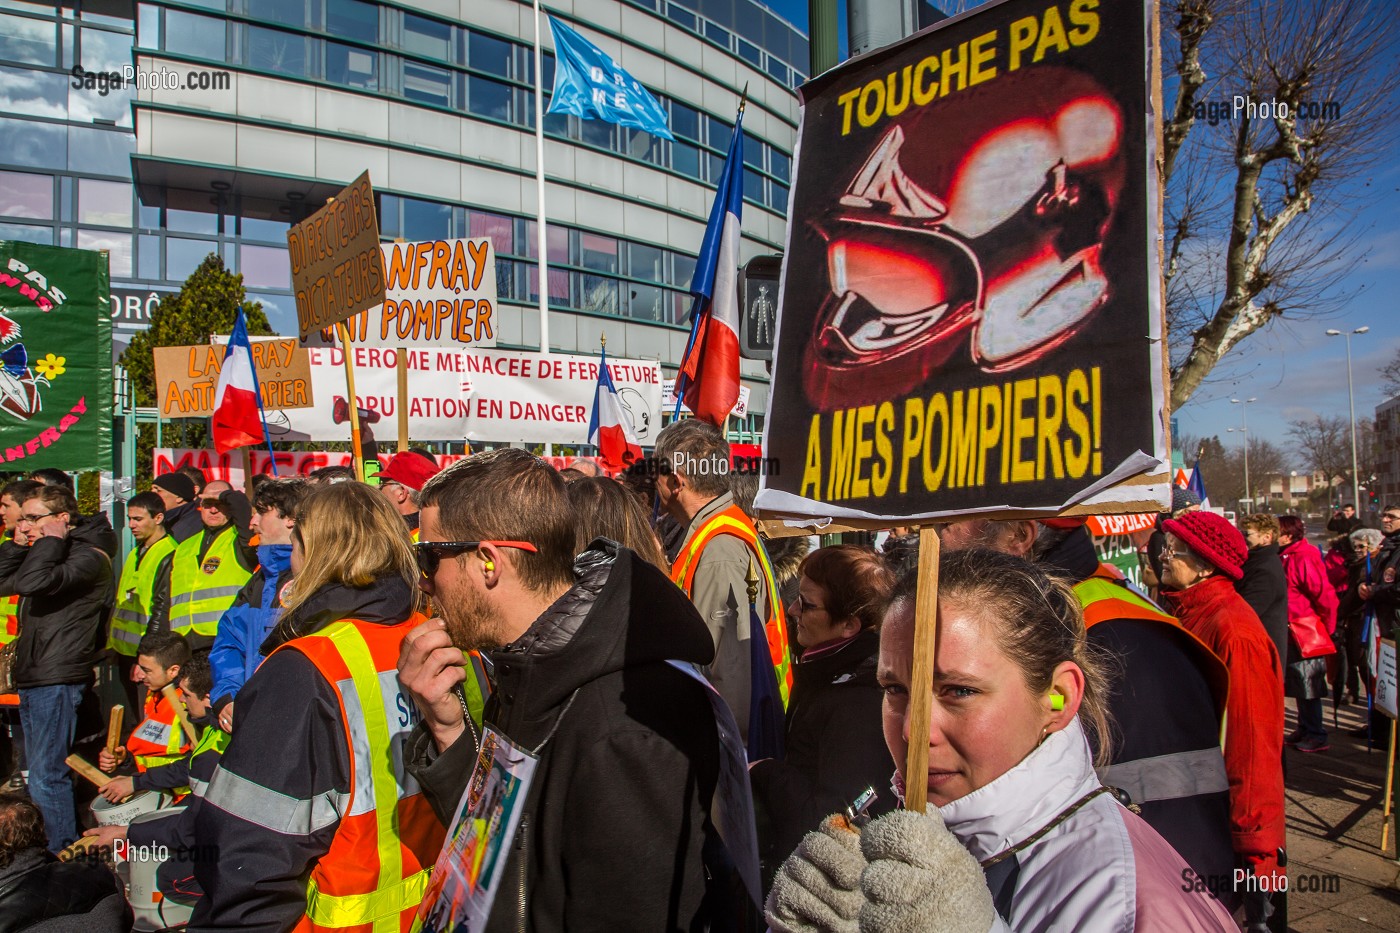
[671,504,792,708]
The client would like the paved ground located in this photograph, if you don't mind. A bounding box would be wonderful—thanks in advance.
[1285,696,1400,931]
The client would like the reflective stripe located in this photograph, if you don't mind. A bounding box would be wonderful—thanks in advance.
[204,766,348,835]
[109,626,142,647]
[169,531,251,637]
[171,584,244,605]
[1099,747,1230,804]
[306,870,429,928]
[109,536,176,656]
[323,624,405,933]
[189,776,210,797]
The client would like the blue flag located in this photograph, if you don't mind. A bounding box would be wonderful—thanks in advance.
[547,17,673,139]
[1187,464,1208,507]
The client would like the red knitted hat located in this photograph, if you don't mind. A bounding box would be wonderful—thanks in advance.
[1162,511,1247,581]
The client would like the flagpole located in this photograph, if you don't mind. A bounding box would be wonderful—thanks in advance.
[533,0,550,357]
[335,321,366,483]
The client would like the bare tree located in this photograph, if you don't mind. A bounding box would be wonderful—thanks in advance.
[1180,432,1291,509]
[1162,0,1400,409]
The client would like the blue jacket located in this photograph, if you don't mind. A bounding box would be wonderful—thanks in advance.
[210,544,293,712]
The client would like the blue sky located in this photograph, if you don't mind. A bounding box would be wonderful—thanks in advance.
[761,0,1400,468]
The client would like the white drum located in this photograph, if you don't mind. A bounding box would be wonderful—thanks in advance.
[90,790,167,827]
[125,805,194,932]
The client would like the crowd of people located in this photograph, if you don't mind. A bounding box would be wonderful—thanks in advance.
[0,437,1388,932]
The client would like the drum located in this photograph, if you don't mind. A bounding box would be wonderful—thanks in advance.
[126,805,194,932]
[90,789,166,827]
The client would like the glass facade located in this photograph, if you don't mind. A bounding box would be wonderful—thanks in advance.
[0,0,797,344]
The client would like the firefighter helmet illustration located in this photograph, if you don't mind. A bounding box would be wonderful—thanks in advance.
[0,310,55,421]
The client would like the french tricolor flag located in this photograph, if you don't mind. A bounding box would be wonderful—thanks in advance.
[588,344,643,472]
[675,107,745,426]
[211,307,270,455]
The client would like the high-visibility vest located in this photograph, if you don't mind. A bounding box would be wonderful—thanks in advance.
[186,724,230,799]
[169,528,252,639]
[1074,564,1230,725]
[126,689,191,771]
[109,536,177,656]
[283,615,444,932]
[671,504,792,708]
[0,531,19,646]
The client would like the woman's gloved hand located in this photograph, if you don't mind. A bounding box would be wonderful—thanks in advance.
[765,815,868,933]
[858,808,996,933]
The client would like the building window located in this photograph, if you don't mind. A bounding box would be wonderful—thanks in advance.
[704,21,731,49]
[469,31,513,79]
[167,206,219,235]
[166,237,217,282]
[737,38,762,70]
[0,64,67,119]
[0,221,53,245]
[246,0,307,29]
[240,243,291,289]
[325,0,377,44]
[0,170,53,219]
[402,12,452,64]
[77,228,132,275]
[468,74,512,122]
[164,10,225,61]
[67,125,132,174]
[402,198,451,239]
[77,178,132,227]
[248,26,310,78]
[403,59,452,107]
[0,13,56,67]
[326,41,377,89]
[667,4,696,30]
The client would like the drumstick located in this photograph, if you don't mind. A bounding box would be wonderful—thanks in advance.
[57,835,100,861]
[106,705,126,764]
[162,684,199,746]
[66,754,111,788]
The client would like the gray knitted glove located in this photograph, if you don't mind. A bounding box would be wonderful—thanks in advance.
[765,815,868,933]
[858,809,996,933]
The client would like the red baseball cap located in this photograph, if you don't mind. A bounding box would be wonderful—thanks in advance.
[379,451,441,492]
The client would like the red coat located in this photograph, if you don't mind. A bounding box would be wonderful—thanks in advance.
[1163,576,1285,875]
[1282,539,1340,635]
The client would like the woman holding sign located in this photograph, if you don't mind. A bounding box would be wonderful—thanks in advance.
[764,549,1235,932]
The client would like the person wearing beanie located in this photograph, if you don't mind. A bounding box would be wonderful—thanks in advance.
[375,451,442,540]
[152,473,203,543]
[1160,510,1285,932]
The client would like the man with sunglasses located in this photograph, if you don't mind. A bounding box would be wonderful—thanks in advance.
[161,480,256,651]
[399,448,742,931]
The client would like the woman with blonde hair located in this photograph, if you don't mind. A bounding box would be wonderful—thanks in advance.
[566,476,669,571]
[766,548,1235,933]
[190,482,443,929]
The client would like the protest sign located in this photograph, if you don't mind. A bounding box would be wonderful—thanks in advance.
[153,338,314,417]
[1378,640,1397,720]
[335,239,499,348]
[755,0,1168,526]
[261,347,661,444]
[288,171,385,339]
[0,242,111,471]
[154,447,466,487]
[662,379,749,418]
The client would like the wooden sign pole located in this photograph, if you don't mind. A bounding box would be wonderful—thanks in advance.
[1382,716,1398,852]
[241,447,255,498]
[904,525,941,814]
[396,349,409,453]
[335,321,366,483]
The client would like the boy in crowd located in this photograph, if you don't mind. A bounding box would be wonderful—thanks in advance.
[90,650,227,904]
[100,632,192,776]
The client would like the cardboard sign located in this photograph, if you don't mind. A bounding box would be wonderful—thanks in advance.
[755,0,1168,525]
[336,239,499,348]
[1378,639,1397,720]
[663,379,749,418]
[288,171,385,339]
[153,339,314,416]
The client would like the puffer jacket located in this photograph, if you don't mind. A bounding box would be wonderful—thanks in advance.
[939,718,1236,932]
[0,846,130,933]
[405,540,734,933]
[0,514,114,688]
[1280,538,1337,701]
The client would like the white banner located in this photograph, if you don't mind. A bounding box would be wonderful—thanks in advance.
[267,347,662,445]
[461,349,662,445]
[662,379,750,418]
[335,238,498,348]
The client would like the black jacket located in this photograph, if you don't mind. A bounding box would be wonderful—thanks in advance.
[1236,544,1290,669]
[0,515,114,688]
[406,542,728,933]
[1038,526,1235,907]
[1366,530,1400,635]
[749,627,892,866]
[165,501,204,543]
[189,576,418,932]
[0,846,130,933]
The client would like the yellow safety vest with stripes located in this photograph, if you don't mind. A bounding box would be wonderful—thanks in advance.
[169,528,252,639]
[186,725,231,798]
[671,504,793,708]
[109,536,177,657]
[0,531,19,646]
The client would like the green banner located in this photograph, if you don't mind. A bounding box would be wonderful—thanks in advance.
[0,242,112,472]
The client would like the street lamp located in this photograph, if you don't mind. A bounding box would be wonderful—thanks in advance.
[1231,397,1257,511]
[1326,326,1369,510]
